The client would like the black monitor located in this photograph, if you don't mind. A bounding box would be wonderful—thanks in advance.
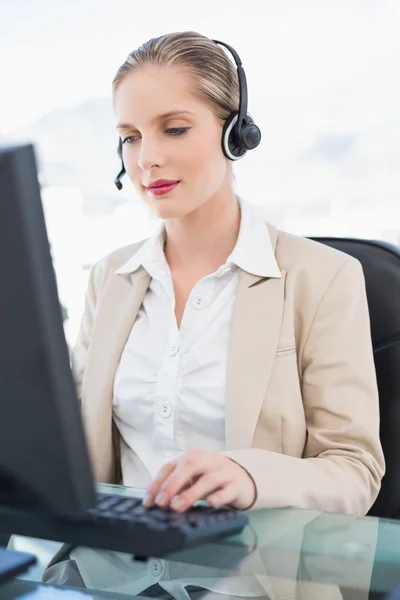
[0,143,96,516]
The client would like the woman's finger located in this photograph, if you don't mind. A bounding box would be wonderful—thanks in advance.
[154,450,219,507]
[143,460,178,507]
[170,467,233,512]
[206,483,238,509]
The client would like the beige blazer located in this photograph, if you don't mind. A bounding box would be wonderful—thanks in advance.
[73,221,385,516]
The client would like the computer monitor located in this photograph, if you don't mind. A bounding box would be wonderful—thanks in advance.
[0,143,96,516]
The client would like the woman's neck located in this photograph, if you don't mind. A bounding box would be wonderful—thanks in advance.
[164,192,241,272]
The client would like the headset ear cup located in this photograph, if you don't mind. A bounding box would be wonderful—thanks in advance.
[221,113,236,160]
[222,113,246,161]
[241,117,261,150]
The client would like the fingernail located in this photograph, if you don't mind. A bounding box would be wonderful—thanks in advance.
[142,493,152,507]
[155,492,168,506]
[171,496,185,511]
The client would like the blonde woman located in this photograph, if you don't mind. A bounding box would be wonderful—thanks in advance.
[44,31,384,594]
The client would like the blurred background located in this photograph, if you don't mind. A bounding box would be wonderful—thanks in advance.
[1,0,399,346]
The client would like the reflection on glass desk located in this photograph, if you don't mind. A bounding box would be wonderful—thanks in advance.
[4,483,400,599]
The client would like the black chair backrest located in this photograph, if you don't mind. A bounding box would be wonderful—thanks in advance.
[310,237,400,518]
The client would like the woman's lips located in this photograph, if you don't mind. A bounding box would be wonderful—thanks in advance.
[146,181,180,196]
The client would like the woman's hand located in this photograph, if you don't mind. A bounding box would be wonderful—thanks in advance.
[143,450,256,512]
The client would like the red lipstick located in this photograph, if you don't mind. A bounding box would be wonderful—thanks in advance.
[146,179,180,196]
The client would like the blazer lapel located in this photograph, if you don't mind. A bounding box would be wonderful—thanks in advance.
[82,266,151,480]
[225,223,286,449]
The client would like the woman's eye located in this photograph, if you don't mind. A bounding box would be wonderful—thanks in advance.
[166,127,190,136]
[122,136,139,145]
[121,128,189,145]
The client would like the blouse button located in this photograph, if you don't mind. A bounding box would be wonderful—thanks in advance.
[170,342,180,357]
[192,295,205,310]
[159,401,172,418]
[150,558,164,577]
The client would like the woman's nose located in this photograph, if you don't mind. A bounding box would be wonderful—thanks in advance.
[137,138,164,171]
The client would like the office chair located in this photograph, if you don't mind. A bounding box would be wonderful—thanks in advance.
[310,237,400,519]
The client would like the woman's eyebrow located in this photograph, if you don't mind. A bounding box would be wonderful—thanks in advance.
[116,110,195,130]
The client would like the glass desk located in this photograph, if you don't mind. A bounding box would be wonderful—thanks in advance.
[2,483,400,599]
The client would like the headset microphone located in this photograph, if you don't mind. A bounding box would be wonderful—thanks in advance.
[114,167,125,191]
[114,138,125,190]
[114,38,261,189]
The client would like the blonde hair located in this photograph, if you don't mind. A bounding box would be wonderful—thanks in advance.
[112,31,239,123]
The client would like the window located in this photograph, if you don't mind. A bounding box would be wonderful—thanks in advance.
[1,0,399,344]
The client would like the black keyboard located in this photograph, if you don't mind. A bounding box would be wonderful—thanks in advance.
[0,493,248,560]
[81,492,248,557]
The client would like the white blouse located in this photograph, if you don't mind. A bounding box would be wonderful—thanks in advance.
[113,199,281,488]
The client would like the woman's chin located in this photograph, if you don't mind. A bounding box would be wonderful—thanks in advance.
[150,198,190,220]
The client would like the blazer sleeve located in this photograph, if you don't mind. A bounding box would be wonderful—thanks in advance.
[225,258,385,515]
[70,264,99,400]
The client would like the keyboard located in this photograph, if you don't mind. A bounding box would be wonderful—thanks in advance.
[82,492,249,557]
[0,493,249,560]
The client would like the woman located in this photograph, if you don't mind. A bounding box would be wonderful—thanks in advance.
[76,30,384,516]
[43,29,384,596]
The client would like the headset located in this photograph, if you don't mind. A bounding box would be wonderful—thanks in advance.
[114,39,261,190]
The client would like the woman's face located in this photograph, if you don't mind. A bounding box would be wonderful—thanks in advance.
[114,64,231,220]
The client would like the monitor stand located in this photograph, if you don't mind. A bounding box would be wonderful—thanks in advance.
[0,547,37,584]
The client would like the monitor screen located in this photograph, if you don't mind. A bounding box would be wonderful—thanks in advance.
[0,143,96,516]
